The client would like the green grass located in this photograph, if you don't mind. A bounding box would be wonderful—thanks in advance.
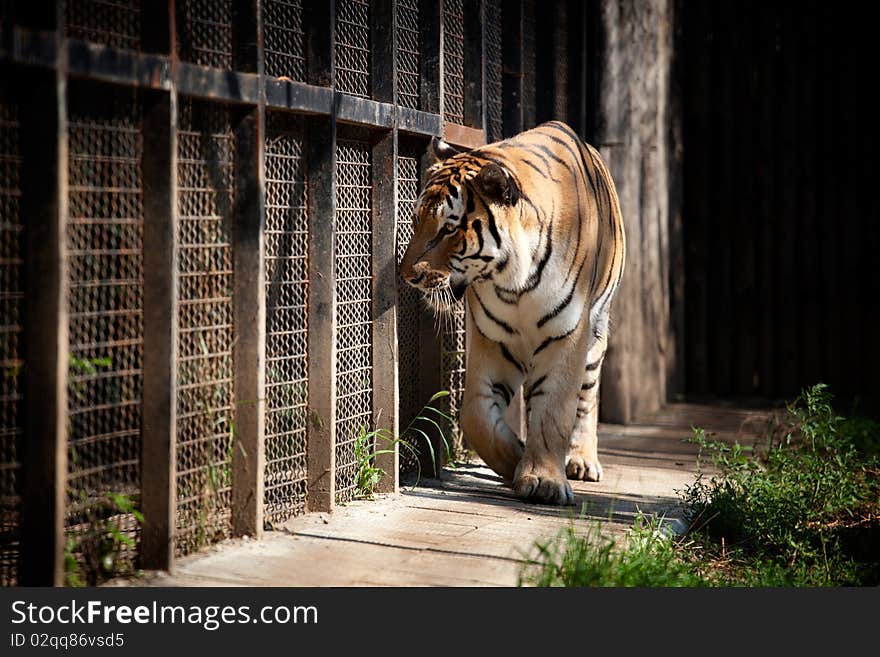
[519,516,709,587]
[519,384,880,587]
[352,391,455,500]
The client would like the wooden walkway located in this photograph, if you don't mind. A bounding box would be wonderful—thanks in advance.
[118,404,776,587]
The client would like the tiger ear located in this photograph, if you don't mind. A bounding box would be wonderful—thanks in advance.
[430,136,462,162]
[474,163,520,206]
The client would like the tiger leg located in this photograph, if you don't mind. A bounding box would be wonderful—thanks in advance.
[460,328,525,482]
[565,334,607,482]
[513,324,593,505]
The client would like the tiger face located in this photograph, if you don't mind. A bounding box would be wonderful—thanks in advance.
[399,138,520,313]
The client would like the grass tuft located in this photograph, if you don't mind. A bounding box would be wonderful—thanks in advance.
[519,383,880,587]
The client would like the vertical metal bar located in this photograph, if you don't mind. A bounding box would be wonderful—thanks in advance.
[534,0,554,124]
[306,114,337,512]
[372,0,394,104]
[419,0,441,116]
[232,105,266,537]
[463,0,483,129]
[233,0,261,74]
[142,2,172,53]
[305,0,334,87]
[502,0,523,136]
[414,146,444,476]
[372,130,399,493]
[18,62,67,584]
[141,88,178,571]
[370,0,398,492]
[230,0,265,539]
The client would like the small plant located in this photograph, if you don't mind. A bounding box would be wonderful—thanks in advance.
[64,492,144,587]
[518,384,880,587]
[683,383,880,586]
[352,391,455,499]
[519,514,709,587]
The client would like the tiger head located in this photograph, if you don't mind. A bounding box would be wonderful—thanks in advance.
[399,137,521,313]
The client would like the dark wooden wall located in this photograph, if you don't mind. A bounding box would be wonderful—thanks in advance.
[682,1,878,414]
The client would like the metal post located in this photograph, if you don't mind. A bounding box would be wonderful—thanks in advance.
[141,88,179,570]
[232,105,267,537]
[18,55,68,584]
[372,130,399,493]
[463,0,483,129]
[502,0,524,136]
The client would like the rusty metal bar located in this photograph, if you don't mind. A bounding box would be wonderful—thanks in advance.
[141,88,178,571]
[232,105,267,538]
[502,0,523,136]
[305,0,334,87]
[371,0,394,104]
[463,0,483,130]
[18,60,68,585]
[305,113,337,512]
[443,121,484,149]
[371,130,399,493]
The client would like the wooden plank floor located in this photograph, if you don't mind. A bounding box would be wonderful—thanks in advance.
[116,403,776,587]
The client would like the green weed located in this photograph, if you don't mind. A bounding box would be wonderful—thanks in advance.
[519,384,880,587]
[64,492,144,587]
[353,391,454,499]
[519,515,708,587]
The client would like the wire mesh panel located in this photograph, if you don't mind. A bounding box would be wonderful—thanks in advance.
[65,83,143,584]
[441,305,467,454]
[522,0,537,129]
[335,0,371,99]
[335,127,372,502]
[485,0,503,142]
[396,139,422,478]
[64,0,142,51]
[0,87,21,586]
[397,0,420,110]
[264,0,306,81]
[175,99,235,557]
[176,0,234,70]
[263,112,308,526]
[442,0,465,125]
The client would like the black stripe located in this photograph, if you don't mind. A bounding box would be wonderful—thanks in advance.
[581,380,597,390]
[493,284,519,304]
[473,288,517,335]
[521,213,554,291]
[532,143,569,169]
[495,251,510,273]
[585,353,606,371]
[473,190,503,248]
[525,374,547,402]
[537,257,587,328]
[499,343,524,373]
[471,219,485,253]
[532,327,576,357]
[521,157,555,180]
[491,383,513,406]
[541,122,599,195]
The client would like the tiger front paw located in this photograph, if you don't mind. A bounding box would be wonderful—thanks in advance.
[565,451,604,482]
[513,458,574,506]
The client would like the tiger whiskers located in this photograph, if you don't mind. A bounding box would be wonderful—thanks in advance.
[422,282,464,337]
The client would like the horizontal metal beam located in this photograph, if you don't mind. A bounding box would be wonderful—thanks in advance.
[443,121,486,149]
[398,108,443,137]
[5,27,447,137]
[265,78,334,114]
[336,94,394,129]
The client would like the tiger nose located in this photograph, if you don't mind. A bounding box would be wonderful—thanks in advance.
[403,261,430,286]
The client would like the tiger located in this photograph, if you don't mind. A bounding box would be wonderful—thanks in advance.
[399,120,625,505]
